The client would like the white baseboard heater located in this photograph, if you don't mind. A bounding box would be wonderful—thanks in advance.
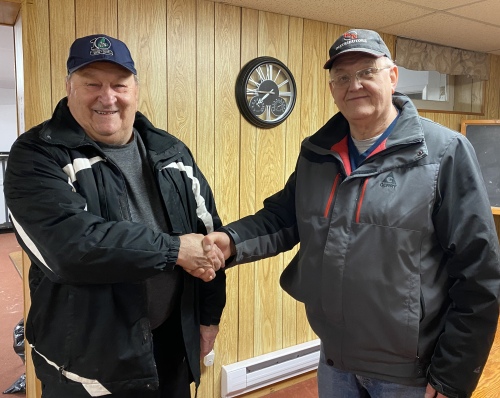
[221,339,320,397]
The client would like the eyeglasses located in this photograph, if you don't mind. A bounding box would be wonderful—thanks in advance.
[329,66,392,88]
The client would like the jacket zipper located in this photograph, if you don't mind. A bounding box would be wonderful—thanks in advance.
[355,178,369,223]
[323,173,341,218]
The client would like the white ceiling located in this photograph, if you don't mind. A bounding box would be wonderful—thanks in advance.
[216,0,500,56]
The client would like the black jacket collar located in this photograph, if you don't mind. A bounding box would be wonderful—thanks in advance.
[39,97,180,157]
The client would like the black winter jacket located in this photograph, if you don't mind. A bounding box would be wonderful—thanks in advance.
[4,98,226,396]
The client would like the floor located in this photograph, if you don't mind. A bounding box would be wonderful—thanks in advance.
[251,376,318,397]
[272,378,317,398]
[0,230,26,397]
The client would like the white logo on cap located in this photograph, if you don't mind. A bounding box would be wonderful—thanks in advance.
[90,37,114,56]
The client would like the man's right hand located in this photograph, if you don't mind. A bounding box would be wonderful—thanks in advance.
[202,232,235,260]
[177,234,225,281]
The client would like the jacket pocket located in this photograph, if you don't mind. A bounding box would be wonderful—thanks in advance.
[65,283,156,383]
[322,222,422,362]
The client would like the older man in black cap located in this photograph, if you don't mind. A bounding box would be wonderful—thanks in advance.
[204,28,500,398]
[5,34,226,398]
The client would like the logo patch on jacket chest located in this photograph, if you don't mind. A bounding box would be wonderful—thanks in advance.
[380,172,397,189]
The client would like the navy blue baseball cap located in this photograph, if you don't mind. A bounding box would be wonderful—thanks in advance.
[67,34,137,75]
[324,29,392,70]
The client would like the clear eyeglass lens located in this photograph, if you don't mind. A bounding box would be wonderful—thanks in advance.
[330,66,390,87]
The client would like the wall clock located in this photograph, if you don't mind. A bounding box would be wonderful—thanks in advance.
[235,56,297,129]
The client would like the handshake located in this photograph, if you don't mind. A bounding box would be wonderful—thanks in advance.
[177,232,234,282]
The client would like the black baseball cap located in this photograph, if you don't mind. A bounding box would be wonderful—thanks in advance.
[324,29,392,70]
[67,34,137,75]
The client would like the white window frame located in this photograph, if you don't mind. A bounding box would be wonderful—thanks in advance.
[396,67,455,112]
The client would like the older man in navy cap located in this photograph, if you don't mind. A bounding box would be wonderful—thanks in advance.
[204,28,500,398]
[5,34,226,398]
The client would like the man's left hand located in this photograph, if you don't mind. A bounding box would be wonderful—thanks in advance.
[425,383,449,398]
[200,324,219,359]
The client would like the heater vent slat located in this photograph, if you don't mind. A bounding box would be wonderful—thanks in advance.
[221,339,320,397]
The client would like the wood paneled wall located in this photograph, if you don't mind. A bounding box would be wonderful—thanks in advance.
[13,0,500,397]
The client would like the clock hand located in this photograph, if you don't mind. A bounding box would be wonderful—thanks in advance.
[257,90,275,104]
[252,89,275,94]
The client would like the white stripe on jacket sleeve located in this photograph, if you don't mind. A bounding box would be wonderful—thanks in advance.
[164,162,215,233]
[9,212,53,273]
[62,156,105,183]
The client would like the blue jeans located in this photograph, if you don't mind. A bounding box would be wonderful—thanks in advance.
[317,347,426,398]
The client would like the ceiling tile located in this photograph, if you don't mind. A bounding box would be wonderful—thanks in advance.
[383,12,500,53]
[448,0,500,26]
[320,0,433,30]
[214,0,500,54]
[394,0,485,10]
[218,0,432,30]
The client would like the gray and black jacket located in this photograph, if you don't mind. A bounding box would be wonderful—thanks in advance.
[4,98,226,397]
[222,93,500,398]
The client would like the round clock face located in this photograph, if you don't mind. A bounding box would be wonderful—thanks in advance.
[235,57,297,129]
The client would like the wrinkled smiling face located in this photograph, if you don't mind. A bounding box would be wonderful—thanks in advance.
[329,53,398,126]
[66,62,139,145]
